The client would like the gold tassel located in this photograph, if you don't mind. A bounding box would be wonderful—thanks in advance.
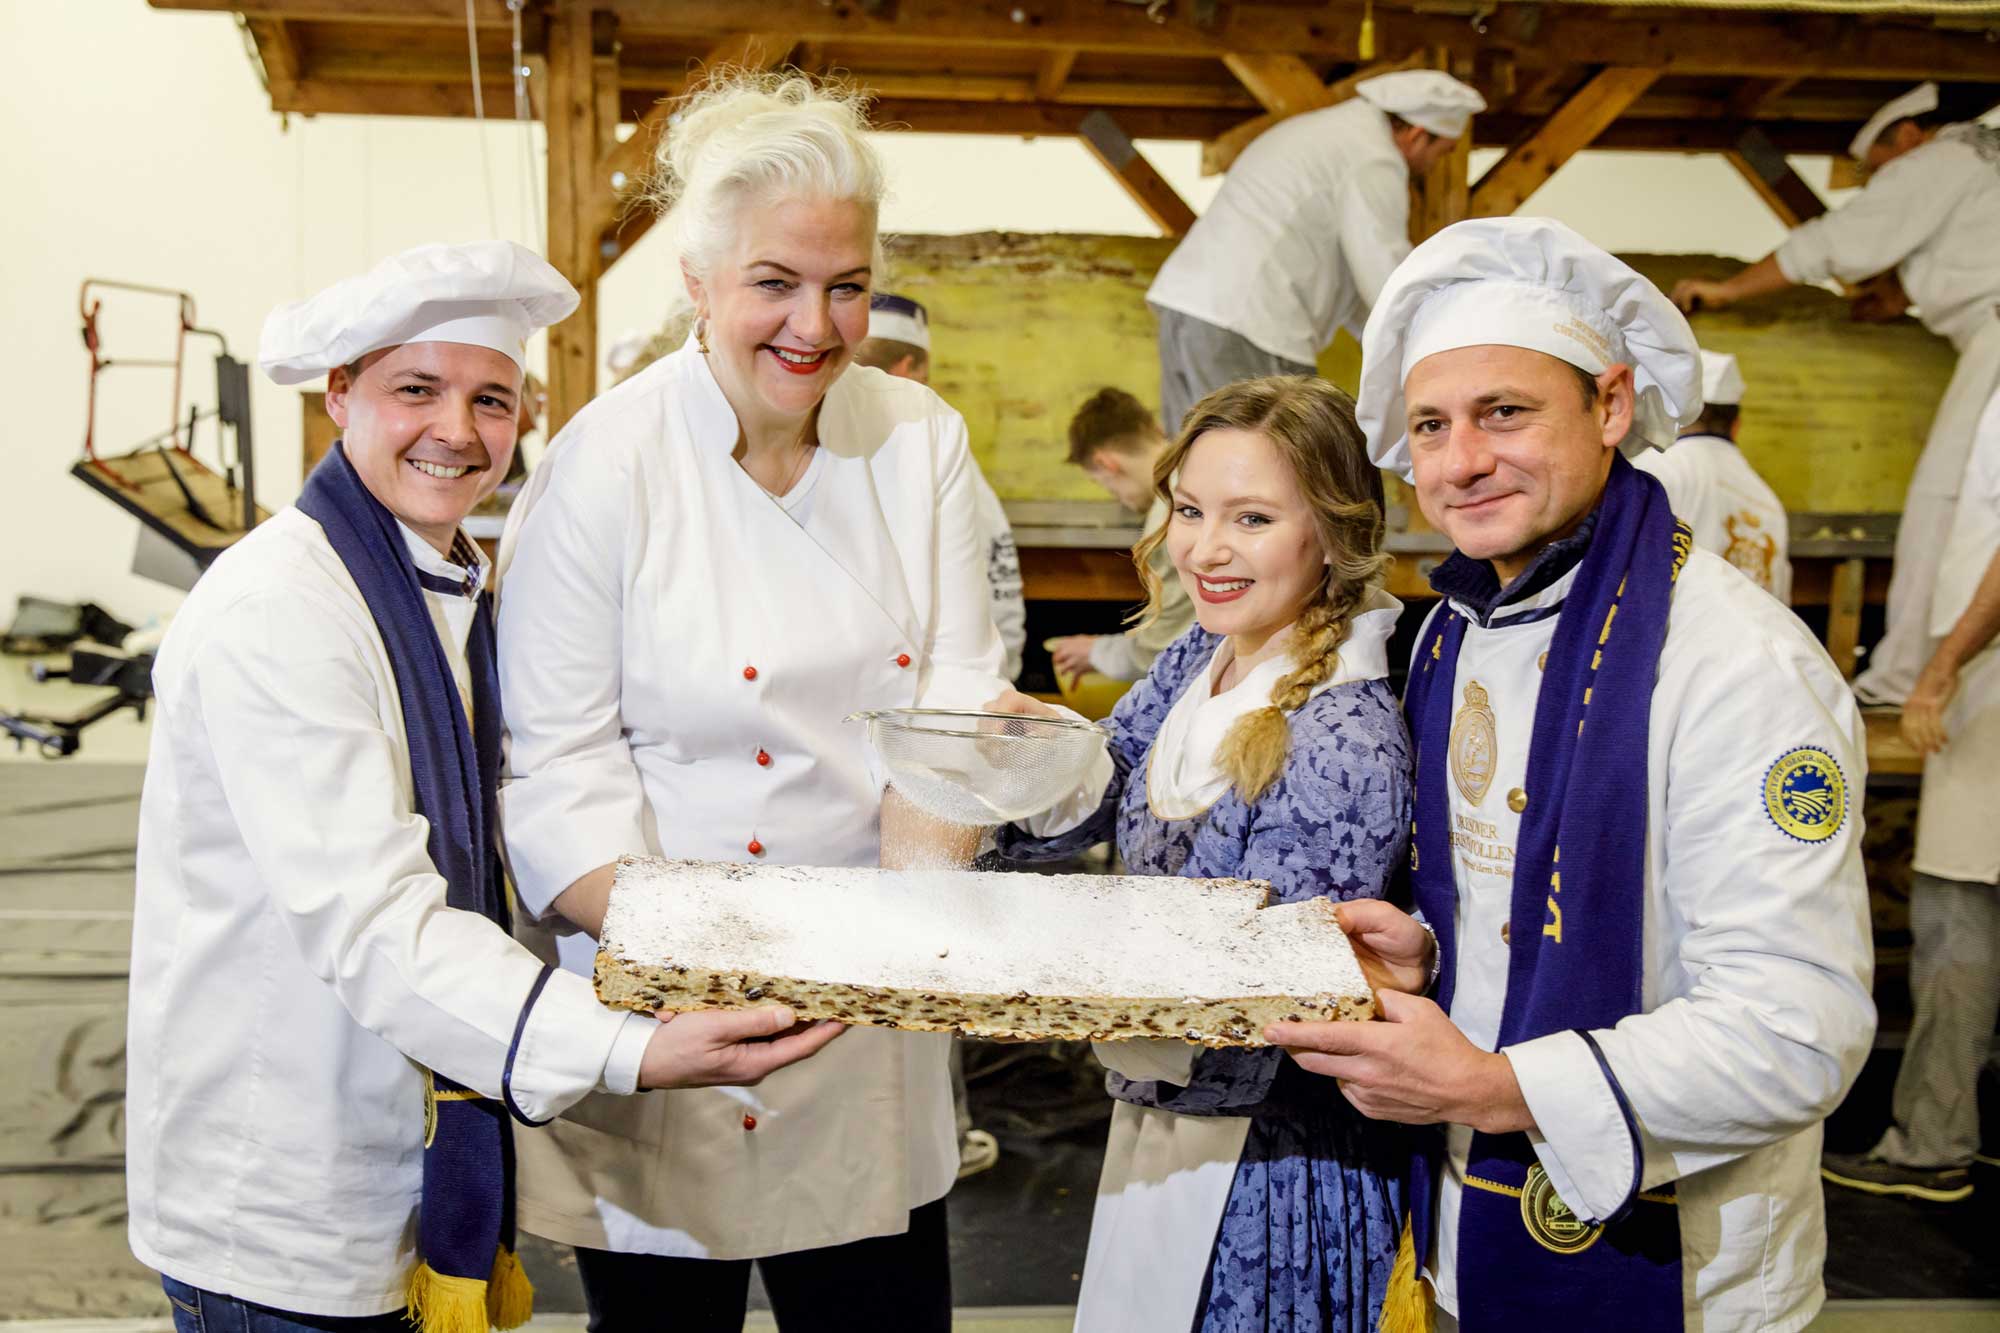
[403,1263,492,1333]
[1359,0,1377,60]
[1377,1216,1434,1333]
[486,1247,536,1330]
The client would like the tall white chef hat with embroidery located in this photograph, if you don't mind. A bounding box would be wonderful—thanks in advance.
[1699,350,1745,407]
[1354,70,1488,140]
[1849,82,1938,161]
[1356,216,1702,479]
[259,241,578,386]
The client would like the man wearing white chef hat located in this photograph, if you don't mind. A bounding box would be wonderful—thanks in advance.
[1672,82,2000,704]
[1632,349,1791,600]
[1266,217,1875,1331]
[126,241,838,1333]
[1145,67,1485,431]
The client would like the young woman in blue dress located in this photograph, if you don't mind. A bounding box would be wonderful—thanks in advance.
[989,375,1414,1332]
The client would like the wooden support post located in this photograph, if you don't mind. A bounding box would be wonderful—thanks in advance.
[1724,126,1827,228]
[1202,51,1429,175]
[1826,556,1867,680]
[246,18,303,108]
[1035,48,1079,102]
[1468,66,1660,217]
[546,3,604,436]
[1411,129,1470,243]
[1078,109,1198,237]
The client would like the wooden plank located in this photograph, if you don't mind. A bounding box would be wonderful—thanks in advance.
[1077,110,1198,237]
[1201,51,1428,175]
[1469,67,1661,218]
[545,4,601,437]
[155,1,2000,81]
[1728,75,1802,119]
[785,72,1256,109]
[1035,47,1079,102]
[1863,709,1923,777]
[1826,555,1867,681]
[1724,127,1826,229]
[1018,547,1141,603]
[1411,128,1470,244]
[245,18,303,107]
[1221,52,1334,117]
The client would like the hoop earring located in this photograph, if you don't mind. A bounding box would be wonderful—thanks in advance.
[695,317,711,356]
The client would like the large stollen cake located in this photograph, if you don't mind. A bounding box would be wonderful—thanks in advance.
[594,857,1381,1048]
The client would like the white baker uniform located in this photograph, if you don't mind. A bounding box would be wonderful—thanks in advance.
[970,466,1027,681]
[1775,123,2000,701]
[1146,97,1411,367]
[1633,433,1793,601]
[1420,548,1876,1329]
[1055,598,1403,1333]
[495,346,1009,1259]
[127,511,652,1315]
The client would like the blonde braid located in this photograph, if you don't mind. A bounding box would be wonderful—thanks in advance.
[1215,574,1374,804]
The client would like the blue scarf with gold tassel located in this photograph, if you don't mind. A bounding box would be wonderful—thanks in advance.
[1396,456,1690,1331]
[297,443,537,1333]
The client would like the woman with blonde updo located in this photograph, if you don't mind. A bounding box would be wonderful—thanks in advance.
[992,376,1414,1332]
[495,70,1008,1329]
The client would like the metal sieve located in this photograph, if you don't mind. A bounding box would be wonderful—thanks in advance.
[848,707,1109,827]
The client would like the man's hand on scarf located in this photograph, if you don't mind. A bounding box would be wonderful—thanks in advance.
[1265,990,1535,1134]
[1334,899,1434,995]
[639,1005,845,1090]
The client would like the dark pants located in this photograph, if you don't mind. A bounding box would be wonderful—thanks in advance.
[161,1276,408,1333]
[574,1198,952,1333]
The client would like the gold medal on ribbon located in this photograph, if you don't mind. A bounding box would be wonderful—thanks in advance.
[1451,679,1497,806]
[1521,1164,1603,1255]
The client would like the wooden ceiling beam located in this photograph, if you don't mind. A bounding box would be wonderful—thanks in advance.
[1077,109,1198,237]
[1035,47,1080,102]
[1221,52,1337,117]
[1729,75,1803,118]
[1724,125,1828,227]
[164,0,2000,80]
[1202,51,1429,175]
[245,18,304,107]
[1470,66,1662,217]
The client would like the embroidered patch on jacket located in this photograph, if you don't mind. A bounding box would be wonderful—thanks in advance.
[1763,746,1847,843]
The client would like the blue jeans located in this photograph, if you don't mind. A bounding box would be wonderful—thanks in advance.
[161,1276,409,1333]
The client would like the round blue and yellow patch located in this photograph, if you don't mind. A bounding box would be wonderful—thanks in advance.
[1763,746,1847,843]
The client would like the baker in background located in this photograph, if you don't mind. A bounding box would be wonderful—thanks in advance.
[1045,387,1195,685]
[126,242,837,1333]
[1144,68,1485,431]
[1672,83,2000,703]
[1632,349,1791,600]
[1824,384,2000,1204]
[855,291,1025,684]
[496,72,1009,1331]
[1272,217,1875,1331]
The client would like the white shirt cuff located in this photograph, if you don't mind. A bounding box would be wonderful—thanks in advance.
[1772,233,1817,287]
[505,966,633,1123]
[1093,1037,1196,1085]
[1504,1030,1638,1224]
[1088,633,1143,682]
[1015,739,1114,838]
[601,1011,657,1095]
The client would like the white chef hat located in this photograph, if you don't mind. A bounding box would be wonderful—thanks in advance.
[1699,349,1745,407]
[1849,82,1938,161]
[1354,70,1488,140]
[259,241,578,386]
[1356,216,1702,478]
[867,293,930,351]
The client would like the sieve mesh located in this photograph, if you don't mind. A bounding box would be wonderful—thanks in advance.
[849,708,1109,827]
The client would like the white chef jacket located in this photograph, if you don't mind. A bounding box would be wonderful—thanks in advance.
[1146,97,1411,365]
[1776,124,2000,357]
[1633,434,1793,602]
[127,508,652,1317]
[970,466,1027,681]
[1917,386,2000,884]
[495,347,1009,1259]
[1419,548,1876,1330]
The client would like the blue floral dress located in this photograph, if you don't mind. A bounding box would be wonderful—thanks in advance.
[998,625,1413,1332]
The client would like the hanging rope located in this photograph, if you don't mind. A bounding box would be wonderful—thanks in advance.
[510,0,545,251]
[464,0,501,237]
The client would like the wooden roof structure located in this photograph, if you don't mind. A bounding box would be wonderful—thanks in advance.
[154,0,2000,430]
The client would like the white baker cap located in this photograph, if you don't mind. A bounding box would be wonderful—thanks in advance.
[1357,216,1702,478]
[1355,70,1487,140]
[1850,82,1938,161]
[259,241,577,386]
[1699,349,1744,407]
[867,293,930,352]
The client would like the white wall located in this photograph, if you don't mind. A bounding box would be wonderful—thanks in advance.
[2,0,1845,632]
